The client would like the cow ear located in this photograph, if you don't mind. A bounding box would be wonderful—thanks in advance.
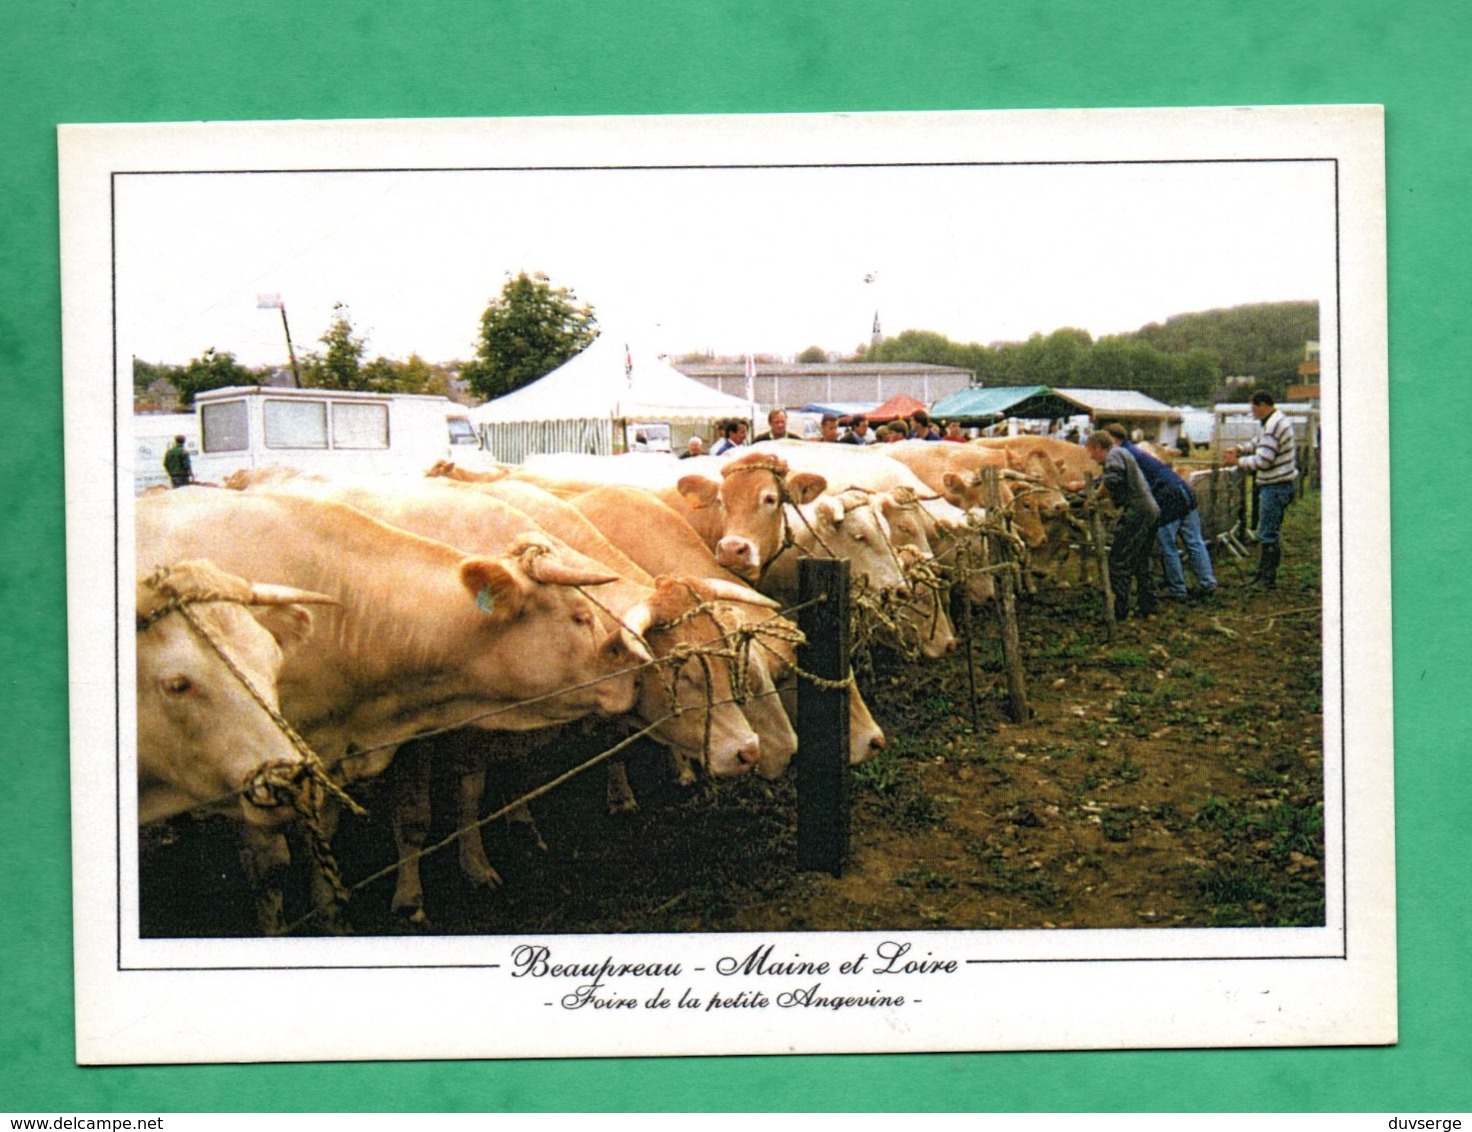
[460,558,525,621]
[676,475,721,510]
[787,472,827,505]
[1006,449,1028,471]
[648,576,693,625]
[940,471,968,506]
[249,604,316,654]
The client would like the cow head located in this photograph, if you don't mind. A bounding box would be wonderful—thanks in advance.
[458,537,647,725]
[640,577,762,778]
[800,491,909,597]
[685,453,826,582]
[135,560,336,829]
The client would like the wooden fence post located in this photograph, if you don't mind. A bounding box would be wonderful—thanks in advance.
[951,584,981,729]
[796,556,851,876]
[981,468,1030,723]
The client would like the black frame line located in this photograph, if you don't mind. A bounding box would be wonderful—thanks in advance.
[109,156,1346,972]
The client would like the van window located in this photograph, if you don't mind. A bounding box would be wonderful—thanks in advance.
[201,400,249,452]
[447,417,478,446]
[332,402,390,449]
[264,399,328,449]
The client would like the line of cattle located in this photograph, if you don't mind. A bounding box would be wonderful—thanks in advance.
[137,434,1182,935]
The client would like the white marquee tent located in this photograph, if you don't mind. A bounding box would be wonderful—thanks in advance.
[470,334,759,462]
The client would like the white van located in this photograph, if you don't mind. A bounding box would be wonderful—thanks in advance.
[186,386,496,485]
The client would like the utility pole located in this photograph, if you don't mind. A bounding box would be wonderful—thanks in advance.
[257,293,302,387]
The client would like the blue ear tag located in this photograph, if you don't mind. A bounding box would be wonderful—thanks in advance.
[476,586,496,615]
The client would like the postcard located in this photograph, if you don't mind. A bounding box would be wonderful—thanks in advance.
[60,106,1393,1063]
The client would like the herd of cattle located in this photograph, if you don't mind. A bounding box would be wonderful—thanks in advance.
[135,434,1215,935]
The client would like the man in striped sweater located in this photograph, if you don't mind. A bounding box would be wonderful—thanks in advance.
[1224,390,1298,588]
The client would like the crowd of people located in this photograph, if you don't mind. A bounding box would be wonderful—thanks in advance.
[693,407,966,450]
[656,390,1299,620]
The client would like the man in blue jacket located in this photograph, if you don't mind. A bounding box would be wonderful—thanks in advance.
[1104,424,1217,600]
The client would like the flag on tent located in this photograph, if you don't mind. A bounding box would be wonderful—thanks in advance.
[624,343,634,385]
[256,293,283,310]
[744,352,756,403]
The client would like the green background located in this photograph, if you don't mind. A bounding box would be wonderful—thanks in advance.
[2,0,1465,1113]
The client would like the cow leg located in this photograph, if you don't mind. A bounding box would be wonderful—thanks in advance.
[237,825,292,936]
[455,767,504,890]
[387,744,432,924]
[506,800,549,852]
[606,759,640,814]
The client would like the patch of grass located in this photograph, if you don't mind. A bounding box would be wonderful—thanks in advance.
[1263,798,1324,859]
[921,692,956,715]
[1039,639,1093,662]
[1195,795,1245,836]
[854,750,902,796]
[968,858,1058,906]
[1241,766,1281,787]
[895,866,959,892]
[1196,863,1274,924]
[1196,795,1323,863]
[1105,647,1151,668]
[1099,807,1137,842]
[900,793,945,829]
[1112,756,1145,784]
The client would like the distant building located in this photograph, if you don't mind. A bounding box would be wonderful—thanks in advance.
[1290,340,1321,402]
[674,360,973,411]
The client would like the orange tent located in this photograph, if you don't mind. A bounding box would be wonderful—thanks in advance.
[864,393,930,423]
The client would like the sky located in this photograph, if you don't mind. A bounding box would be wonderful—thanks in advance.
[114,158,1336,371]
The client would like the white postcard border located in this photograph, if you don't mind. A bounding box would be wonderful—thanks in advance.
[60,107,1394,1063]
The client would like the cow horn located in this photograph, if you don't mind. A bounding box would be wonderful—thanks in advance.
[699,578,782,609]
[247,582,339,607]
[520,549,620,588]
[622,602,654,640]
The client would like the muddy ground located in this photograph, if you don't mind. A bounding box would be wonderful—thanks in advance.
[142,491,1323,937]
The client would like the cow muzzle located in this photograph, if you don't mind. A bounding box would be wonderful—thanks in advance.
[714,536,762,580]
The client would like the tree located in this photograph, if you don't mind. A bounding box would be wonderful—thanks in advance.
[462,272,598,401]
[305,303,370,391]
[173,348,257,406]
[360,352,448,396]
[870,328,965,367]
[796,344,827,363]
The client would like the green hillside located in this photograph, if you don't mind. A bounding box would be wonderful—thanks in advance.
[866,300,1320,405]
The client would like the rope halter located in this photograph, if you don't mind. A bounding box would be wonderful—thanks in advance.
[137,563,364,824]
